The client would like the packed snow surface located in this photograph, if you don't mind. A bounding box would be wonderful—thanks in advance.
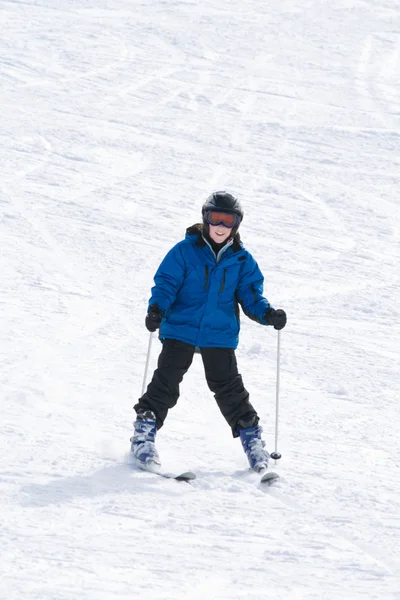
[1,1,399,598]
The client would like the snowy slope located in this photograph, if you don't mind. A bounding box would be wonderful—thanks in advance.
[1,0,400,598]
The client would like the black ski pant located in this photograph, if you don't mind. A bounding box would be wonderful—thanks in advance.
[134,338,258,437]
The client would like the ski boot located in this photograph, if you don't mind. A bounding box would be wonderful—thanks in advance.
[239,424,269,473]
[130,410,161,469]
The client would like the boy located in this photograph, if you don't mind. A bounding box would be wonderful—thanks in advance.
[131,191,286,472]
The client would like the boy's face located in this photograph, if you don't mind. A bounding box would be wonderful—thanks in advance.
[208,224,231,244]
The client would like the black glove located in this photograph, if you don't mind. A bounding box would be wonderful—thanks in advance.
[145,304,163,332]
[264,307,287,330]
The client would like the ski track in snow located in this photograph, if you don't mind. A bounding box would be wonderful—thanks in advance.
[1,1,400,599]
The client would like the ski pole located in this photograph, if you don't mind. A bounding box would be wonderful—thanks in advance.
[270,329,282,462]
[141,331,154,396]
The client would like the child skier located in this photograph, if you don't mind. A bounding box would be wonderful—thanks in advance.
[131,191,287,473]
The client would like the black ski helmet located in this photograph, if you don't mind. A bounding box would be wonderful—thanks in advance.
[202,191,244,223]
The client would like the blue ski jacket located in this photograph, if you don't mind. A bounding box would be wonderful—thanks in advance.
[148,224,273,348]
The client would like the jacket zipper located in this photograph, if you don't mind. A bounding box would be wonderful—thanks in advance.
[204,264,209,290]
[219,268,227,293]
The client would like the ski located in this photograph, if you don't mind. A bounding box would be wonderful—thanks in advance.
[260,472,280,486]
[134,461,196,482]
[153,470,196,482]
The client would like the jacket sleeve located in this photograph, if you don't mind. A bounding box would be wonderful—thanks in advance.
[148,243,186,315]
[236,254,272,325]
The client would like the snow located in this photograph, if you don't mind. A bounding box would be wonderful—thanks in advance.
[1,0,400,598]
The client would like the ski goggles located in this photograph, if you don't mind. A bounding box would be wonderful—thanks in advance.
[204,210,240,228]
